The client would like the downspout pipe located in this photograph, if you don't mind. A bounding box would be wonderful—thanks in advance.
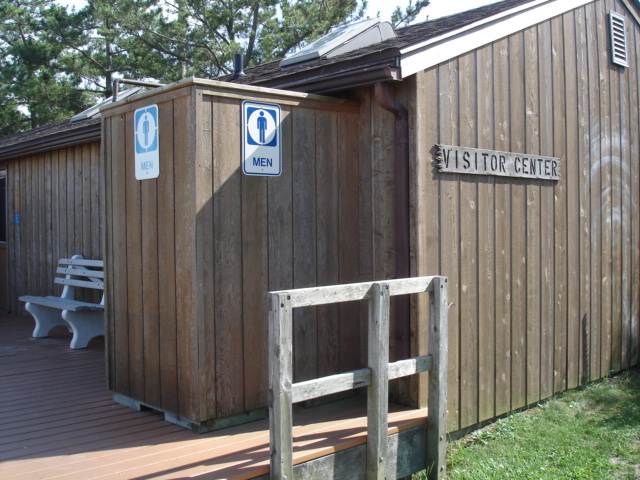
[374,82,410,360]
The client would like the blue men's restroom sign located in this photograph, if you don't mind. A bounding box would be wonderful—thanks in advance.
[134,104,160,180]
[242,101,281,176]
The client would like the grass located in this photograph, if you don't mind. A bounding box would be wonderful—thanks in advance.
[414,367,640,480]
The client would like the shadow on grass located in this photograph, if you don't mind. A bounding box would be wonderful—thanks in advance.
[578,367,640,430]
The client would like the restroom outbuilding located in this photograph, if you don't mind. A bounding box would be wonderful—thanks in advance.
[100,79,364,429]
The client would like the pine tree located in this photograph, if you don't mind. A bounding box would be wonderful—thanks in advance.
[0,0,429,134]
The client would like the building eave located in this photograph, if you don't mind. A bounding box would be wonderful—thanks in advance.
[399,0,593,78]
[0,119,101,162]
[257,63,402,94]
[620,0,640,24]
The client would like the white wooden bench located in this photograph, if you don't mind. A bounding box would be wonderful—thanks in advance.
[19,255,105,349]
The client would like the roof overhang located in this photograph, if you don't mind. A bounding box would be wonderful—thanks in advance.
[260,64,401,94]
[620,0,640,23]
[0,119,101,161]
[253,51,402,94]
[399,0,593,78]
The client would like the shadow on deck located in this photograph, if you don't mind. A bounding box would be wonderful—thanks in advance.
[0,314,428,479]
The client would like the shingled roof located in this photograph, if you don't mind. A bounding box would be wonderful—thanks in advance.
[219,0,538,93]
[0,86,142,161]
[0,117,101,161]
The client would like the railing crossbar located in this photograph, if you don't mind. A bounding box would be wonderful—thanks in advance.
[270,275,437,308]
[291,355,433,404]
[292,368,371,404]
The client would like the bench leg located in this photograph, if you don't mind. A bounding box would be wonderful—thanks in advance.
[25,302,68,338]
[62,310,105,349]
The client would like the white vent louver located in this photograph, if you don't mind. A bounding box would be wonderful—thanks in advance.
[609,11,628,68]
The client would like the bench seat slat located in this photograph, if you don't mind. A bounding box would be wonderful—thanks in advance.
[19,295,104,312]
[54,277,104,290]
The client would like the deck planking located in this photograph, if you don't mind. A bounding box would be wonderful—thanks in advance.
[0,314,427,479]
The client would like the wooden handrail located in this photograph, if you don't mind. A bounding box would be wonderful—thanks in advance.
[268,276,448,480]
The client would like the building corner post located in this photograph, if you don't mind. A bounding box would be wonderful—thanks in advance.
[374,82,411,360]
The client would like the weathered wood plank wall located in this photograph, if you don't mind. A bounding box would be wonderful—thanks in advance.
[6,142,102,314]
[9,0,640,439]
[405,0,640,432]
[101,81,361,424]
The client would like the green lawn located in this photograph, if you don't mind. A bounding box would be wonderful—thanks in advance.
[416,367,640,480]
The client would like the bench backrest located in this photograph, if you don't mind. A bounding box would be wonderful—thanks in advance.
[56,256,104,304]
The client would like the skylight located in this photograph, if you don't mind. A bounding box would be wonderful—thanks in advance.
[280,18,396,68]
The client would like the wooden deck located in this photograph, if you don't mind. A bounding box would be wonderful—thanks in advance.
[0,314,429,479]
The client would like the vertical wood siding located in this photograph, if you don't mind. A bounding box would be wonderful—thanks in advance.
[10,0,640,436]
[7,141,102,314]
[102,84,361,423]
[409,0,640,431]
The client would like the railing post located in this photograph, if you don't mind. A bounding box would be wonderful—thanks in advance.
[427,277,448,480]
[367,282,390,480]
[269,292,293,480]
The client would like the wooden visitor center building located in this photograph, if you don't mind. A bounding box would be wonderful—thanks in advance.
[1,0,640,477]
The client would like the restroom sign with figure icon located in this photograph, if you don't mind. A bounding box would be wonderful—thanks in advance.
[242,101,282,176]
[134,104,160,180]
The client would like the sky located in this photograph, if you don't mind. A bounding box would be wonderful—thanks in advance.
[56,0,501,22]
